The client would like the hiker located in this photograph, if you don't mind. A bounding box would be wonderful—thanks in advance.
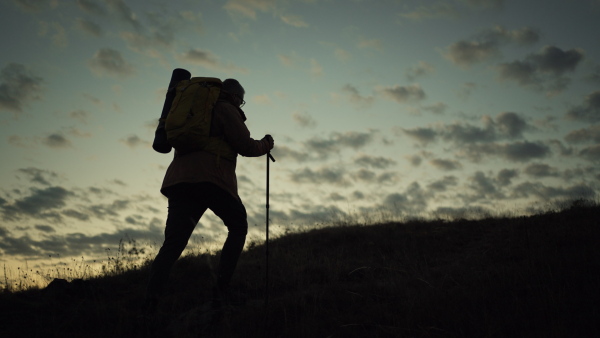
[144,78,274,313]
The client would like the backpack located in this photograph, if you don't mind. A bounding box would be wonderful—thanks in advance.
[161,77,237,160]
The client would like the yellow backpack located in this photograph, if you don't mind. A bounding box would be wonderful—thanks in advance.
[162,77,237,161]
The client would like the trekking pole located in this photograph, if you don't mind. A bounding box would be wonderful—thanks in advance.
[265,151,275,309]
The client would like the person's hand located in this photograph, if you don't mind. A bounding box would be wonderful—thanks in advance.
[263,134,274,150]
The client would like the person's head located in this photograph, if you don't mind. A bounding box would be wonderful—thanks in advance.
[222,79,245,108]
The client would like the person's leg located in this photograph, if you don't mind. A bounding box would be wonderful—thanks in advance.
[145,186,207,301]
[204,184,248,290]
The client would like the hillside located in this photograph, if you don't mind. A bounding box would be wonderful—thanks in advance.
[1,202,599,337]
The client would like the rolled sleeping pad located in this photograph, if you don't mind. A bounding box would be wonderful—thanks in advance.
[152,68,192,153]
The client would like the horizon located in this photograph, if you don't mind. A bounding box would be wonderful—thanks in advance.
[1,0,600,279]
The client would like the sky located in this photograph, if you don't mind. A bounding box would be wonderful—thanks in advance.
[1,0,600,281]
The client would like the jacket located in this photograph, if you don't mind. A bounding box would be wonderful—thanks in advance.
[160,99,271,200]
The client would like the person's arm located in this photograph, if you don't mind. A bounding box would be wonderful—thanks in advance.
[220,104,272,157]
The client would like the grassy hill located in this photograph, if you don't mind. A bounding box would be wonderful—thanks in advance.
[1,201,599,337]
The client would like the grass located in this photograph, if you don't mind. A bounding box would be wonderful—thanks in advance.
[1,200,599,337]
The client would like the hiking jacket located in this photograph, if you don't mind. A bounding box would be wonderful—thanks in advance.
[160,99,271,200]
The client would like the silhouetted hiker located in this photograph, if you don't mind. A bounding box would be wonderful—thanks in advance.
[143,79,274,314]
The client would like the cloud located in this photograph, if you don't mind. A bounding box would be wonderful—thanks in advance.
[383,182,429,214]
[528,46,585,76]
[120,135,150,149]
[88,48,135,78]
[0,63,44,114]
[401,127,437,146]
[399,2,460,20]
[0,221,163,258]
[524,163,559,177]
[270,145,310,162]
[303,131,376,158]
[178,48,247,74]
[43,132,71,148]
[495,111,528,138]
[224,0,308,28]
[310,58,323,77]
[1,186,72,221]
[430,158,463,171]
[335,48,351,62]
[565,124,600,144]
[38,21,68,47]
[69,109,90,124]
[468,171,502,199]
[496,169,518,186]
[35,225,55,233]
[12,0,58,12]
[75,18,103,37]
[494,141,551,162]
[62,209,91,221]
[280,14,309,28]
[290,166,350,187]
[17,168,58,186]
[497,46,584,94]
[353,154,397,169]
[402,111,529,147]
[357,36,383,52]
[427,176,459,192]
[423,102,447,114]
[464,0,505,9]
[292,111,317,128]
[76,0,107,16]
[579,145,600,162]
[445,26,540,68]
[566,91,600,123]
[105,0,142,31]
[342,84,374,108]
[380,84,426,103]
[511,182,595,201]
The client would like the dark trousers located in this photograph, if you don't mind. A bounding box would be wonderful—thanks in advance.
[146,182,248,298]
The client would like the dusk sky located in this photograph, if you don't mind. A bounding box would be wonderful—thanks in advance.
[1,0,600,278]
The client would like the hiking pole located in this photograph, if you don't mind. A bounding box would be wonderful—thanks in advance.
[265,150,275,309]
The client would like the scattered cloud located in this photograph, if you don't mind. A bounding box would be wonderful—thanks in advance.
[38,21,68,47]
[1,186,72,221]
[565,91,600,123]
[399,2,460,21]
[406,61,435,81]
[16,168,58,186]
[43,133,71,148]
[496,168,518,186]
[290,166,350,187]
[292,111,317,128]
[423,102,447,115]
[303,131,376,158]
[564,124,600,144]
[353,154,397,169]
[12,0,58,13]
[524,163,559,177]
[120,135,150,149]
[357,36,383,52]
[310,58,323,77]
[88,48,135,78]
[76,0,107,16]
[342,84,374,108]
[0,63,44,114]
[178,48,247,74]
[445,26,540,68]
[430,158,463,171]
[105,0,142,31]
[380,84,426,103]
[511,182,595,201]
[497,46,584,94]
[75,18,103,37]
